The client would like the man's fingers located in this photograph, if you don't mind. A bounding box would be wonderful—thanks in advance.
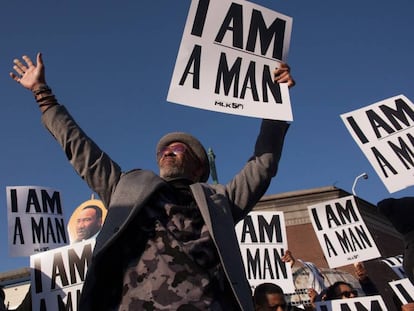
[22,55,34,67]
[274,68,291,81]
[13,59,27,74]
[36,52,43,67]
[274,71,296,87]
[9,72,20,83]
[13,64,25,76]
[276,71,289,81]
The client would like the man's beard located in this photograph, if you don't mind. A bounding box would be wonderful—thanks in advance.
[160,165,186,180]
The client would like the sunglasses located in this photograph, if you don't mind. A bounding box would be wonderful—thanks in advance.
[339,290,358,298]
[157,143,188,160]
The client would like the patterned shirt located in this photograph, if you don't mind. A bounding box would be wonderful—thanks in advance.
[117,179,239,311]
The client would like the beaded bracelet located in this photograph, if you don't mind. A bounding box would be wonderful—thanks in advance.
[33,85,51,96]
[36,94,55,103]
[39,102,57,108]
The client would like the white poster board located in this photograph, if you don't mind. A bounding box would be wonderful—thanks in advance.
[307,195,381,268]
[235,211,295,293]
[315,295,387,311]
[382,254,407,279]
[30,239,95,311]
[168,0,293,120]
[6,186,68,257]
[341,95,414,193]
[389,278,414,305]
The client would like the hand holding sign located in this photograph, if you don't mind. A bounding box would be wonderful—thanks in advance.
[273,64,295,88]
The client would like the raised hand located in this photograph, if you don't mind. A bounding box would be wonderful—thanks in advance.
[10,52,46,91]
[281,249,296,267]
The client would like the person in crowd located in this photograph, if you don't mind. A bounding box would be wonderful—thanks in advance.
[254,282,287,311]
[74,205,103,242]
[309,284,358,310]
[253,282,303,311]
[377,197,414,285]
[324,281,358,301]
[306,261,378,309]
[10,52,295,310]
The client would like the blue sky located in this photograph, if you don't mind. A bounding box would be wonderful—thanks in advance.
[1,0,413,272]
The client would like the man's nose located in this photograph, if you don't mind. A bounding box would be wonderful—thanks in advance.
[163,150,175,157]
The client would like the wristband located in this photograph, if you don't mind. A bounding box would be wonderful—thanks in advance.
[36,93,55,103]
[33,85,51,96]
[39,102,57,107]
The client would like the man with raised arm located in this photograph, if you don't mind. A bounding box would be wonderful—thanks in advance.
[10,53,295,311]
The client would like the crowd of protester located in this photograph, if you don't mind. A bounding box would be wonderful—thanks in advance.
[251,248,414,311]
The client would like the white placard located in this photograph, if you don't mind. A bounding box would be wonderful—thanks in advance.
[235,211,295,293]
[389,278,414,305]
[30,239,95,311]
[315,295,387,311]
[382,254,407,279]
[307,195,381,268]
[341,95,414,193]
[168,0,293,120]
[7,186,68,257]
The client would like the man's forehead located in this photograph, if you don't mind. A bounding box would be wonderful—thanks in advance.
[338,284,353,291]
[80,208,97,216]
[266,292,286,303]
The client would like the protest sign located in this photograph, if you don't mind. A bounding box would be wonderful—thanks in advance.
[382,254,407,279]
[315,295,387,311]
[389,278,414,305]
[30,239,95,311]
[67,198,106,244]
[7,186,68,257]
[308,195,380,268]
[168,0,293,120]
[286,266,365,308]
[341,95,414,193]
[235,211,295,293]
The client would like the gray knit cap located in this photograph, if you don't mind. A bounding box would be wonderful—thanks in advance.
[156,132,210,182]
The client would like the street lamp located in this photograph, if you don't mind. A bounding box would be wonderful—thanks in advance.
[352,172,368,196]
